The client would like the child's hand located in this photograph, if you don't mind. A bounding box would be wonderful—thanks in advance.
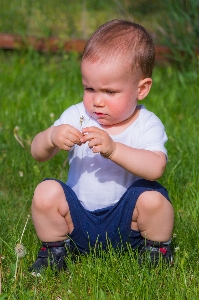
[80,127,116,158]
[50,124,83,151]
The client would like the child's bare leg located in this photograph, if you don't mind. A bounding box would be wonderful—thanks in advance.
[131,191,174,242]
[31,180,74,242]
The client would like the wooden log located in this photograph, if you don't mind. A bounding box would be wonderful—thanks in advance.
[0,33,198,63]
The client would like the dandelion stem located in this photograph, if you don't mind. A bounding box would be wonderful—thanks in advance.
[13,215,30,282]
[19,215,30,244]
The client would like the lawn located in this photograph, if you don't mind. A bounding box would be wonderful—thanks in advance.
[0,50,199,299]
[0,0,165,41]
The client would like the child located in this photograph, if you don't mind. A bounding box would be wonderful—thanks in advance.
[30,19,174,273]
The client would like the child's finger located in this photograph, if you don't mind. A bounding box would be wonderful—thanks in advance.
[88,137,102,149]
[80,131,95,143]
[82,126,102,134]
[91,146,100,153]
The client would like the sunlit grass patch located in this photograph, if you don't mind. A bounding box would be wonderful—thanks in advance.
[0,50,199,298]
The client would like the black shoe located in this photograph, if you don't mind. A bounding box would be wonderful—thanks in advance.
[138,239,173,267]
[29,240,69,275]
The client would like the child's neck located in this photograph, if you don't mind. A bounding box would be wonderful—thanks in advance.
[101,106,141,135]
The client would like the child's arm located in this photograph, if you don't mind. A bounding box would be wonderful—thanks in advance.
[109,143,166,180]
[80,126,166,180]
[31,124,83,162]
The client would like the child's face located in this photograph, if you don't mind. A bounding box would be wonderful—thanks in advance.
[81,58,141,127]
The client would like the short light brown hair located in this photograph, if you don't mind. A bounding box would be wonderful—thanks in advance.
[82,19,155,78]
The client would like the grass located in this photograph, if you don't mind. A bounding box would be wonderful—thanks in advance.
[0,0,167,43]
[0,50,199,299]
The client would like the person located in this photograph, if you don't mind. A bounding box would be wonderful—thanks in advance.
[29,19,174,274]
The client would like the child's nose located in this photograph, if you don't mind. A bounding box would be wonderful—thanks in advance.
[93,94,105,106]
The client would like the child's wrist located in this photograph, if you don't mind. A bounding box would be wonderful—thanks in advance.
[48,127,56,148]
[107,142,117,160]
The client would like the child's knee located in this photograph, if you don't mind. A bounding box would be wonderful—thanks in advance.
[32,180,63,210]
[135,191,174,241]
[136,191,172,215]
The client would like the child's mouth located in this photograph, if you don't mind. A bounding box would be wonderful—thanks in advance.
[94,112,106,117]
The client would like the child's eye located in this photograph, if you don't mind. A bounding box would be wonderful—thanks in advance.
[85,88,94,92]
[105,90,115,95]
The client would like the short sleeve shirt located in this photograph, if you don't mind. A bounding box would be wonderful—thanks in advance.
[53,102,168,211]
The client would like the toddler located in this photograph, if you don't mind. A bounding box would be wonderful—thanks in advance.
[30,19,174,274]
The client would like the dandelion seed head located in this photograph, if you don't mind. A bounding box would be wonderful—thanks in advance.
[15,244,26,258]
[80,116,84,127]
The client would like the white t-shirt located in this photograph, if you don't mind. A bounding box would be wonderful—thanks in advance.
[53,102,167,211]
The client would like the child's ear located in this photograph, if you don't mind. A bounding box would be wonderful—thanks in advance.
[137,78,152,100]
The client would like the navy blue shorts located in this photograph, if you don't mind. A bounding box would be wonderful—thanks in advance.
[44,179,170,254]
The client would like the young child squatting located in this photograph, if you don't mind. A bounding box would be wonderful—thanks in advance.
[30,19,174,273]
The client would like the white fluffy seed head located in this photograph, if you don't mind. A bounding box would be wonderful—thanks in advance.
[15,243,26,258]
